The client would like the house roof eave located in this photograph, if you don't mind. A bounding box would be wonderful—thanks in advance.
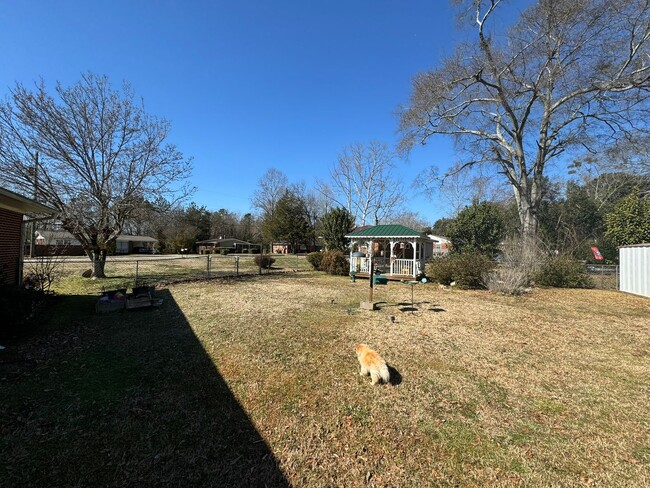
[0,187,57,215]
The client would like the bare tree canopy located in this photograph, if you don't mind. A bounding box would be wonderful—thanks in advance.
[319,141,403,226]
[251,167,288,217]
[0,72,193,276]
[399,0,650,243]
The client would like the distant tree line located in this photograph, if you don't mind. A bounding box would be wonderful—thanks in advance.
[430,169,650,263]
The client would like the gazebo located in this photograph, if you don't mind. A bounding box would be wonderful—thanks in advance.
[345,224,435,279]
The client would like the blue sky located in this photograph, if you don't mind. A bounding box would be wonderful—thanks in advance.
[1,1,525,223]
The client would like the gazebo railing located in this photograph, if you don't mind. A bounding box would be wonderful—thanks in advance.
[350,256,424,277]
[350,256,370,273]
[392,259,415,276]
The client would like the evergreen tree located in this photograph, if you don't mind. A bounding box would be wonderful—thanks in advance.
[605,188,650,247]
[262,191,312,253]
[319,207,354,251]
[447,201,505,257]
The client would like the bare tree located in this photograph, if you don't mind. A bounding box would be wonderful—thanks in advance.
[0,73,193,277]
[399,0,650,247]
[418,163,510,216]
[320,141,403,226]
[389,210,430,231]
[251,168,289,217]
[291,181,325,248]
[571,133,650,209]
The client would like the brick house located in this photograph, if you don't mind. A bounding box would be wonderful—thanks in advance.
[33,230,158,256]
[0,187,56,285]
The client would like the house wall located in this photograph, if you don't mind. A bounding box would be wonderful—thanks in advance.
[620,245,650,298]
[116,241,131,254]
[0,207,23,285]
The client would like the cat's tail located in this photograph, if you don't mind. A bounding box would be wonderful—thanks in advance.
[379,363,390,384]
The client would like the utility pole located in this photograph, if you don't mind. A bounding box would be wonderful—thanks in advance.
[29,152,39,258]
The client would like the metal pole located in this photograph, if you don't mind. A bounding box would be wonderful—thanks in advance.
[29,152,39,258]
[368,259,374,302]
[207,255,211,278]
[236,256,239,276]
[135,260,139,287]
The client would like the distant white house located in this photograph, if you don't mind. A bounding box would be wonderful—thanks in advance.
[428,234,451,255]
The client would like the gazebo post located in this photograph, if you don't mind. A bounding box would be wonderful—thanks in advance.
[361,240,377,310]
[412,239,417,277]
[368,259,374,302]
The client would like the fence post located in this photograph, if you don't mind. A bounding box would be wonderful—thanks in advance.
[207,255,211,278]
[235,256,239,277]
[135,260,139,287]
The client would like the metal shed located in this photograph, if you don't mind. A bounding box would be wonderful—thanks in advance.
[619,244,650,298]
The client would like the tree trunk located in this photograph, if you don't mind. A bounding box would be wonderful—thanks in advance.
[517,199,539,252]
[89,249,107,278]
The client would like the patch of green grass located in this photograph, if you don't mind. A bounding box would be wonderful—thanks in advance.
[633,446,650,464]
[536,397,567,415]
[476,377,509,405]
[341,403,371,426]
[57,350,143,406]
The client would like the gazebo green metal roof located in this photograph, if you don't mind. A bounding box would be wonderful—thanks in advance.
[345,224,426,239]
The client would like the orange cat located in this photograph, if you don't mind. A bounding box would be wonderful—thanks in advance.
[355,344,390,385]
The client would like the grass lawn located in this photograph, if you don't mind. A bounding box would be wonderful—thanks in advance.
[45,253,312,295]
[1,272,649,486]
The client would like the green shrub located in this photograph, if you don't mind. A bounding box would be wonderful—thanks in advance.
[425,256,455,286]
[320,250,349,276]
[220,248,230,256]
[425,252,495,289]
[535,256,595,288]
[306,251,324,270]
[254,254,276,268]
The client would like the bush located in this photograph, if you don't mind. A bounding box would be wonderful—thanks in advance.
[24,253,63,293]
[306,252,324,270]
[220,248,230,256]
[535,256,595,288]
[0,285,46,340]
[320,250,349,276]
[425,256,455,286]
[485,237,542,295]
[254,254,276,268]
[426,252,495,289]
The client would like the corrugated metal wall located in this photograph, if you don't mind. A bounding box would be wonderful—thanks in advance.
[619,245,650,298]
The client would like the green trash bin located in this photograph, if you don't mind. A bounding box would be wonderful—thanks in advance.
[373,274,388,286]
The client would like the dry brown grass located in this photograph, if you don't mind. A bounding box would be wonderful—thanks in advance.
[2,272,648,487]
[169,273,650,487]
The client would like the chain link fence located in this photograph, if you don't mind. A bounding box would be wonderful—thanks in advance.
[585,264,619,291]
[23,254,311,295]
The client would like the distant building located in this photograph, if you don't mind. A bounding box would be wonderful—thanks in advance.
[271,241,321,254]
[427,234,451,255]
[115,235,157,254]
[33,230,156,255]
[196,238,257,254]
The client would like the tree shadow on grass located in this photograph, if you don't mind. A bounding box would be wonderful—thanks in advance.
[0,288,290,487]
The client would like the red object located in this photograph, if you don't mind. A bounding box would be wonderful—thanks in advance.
[591,246,603,261]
